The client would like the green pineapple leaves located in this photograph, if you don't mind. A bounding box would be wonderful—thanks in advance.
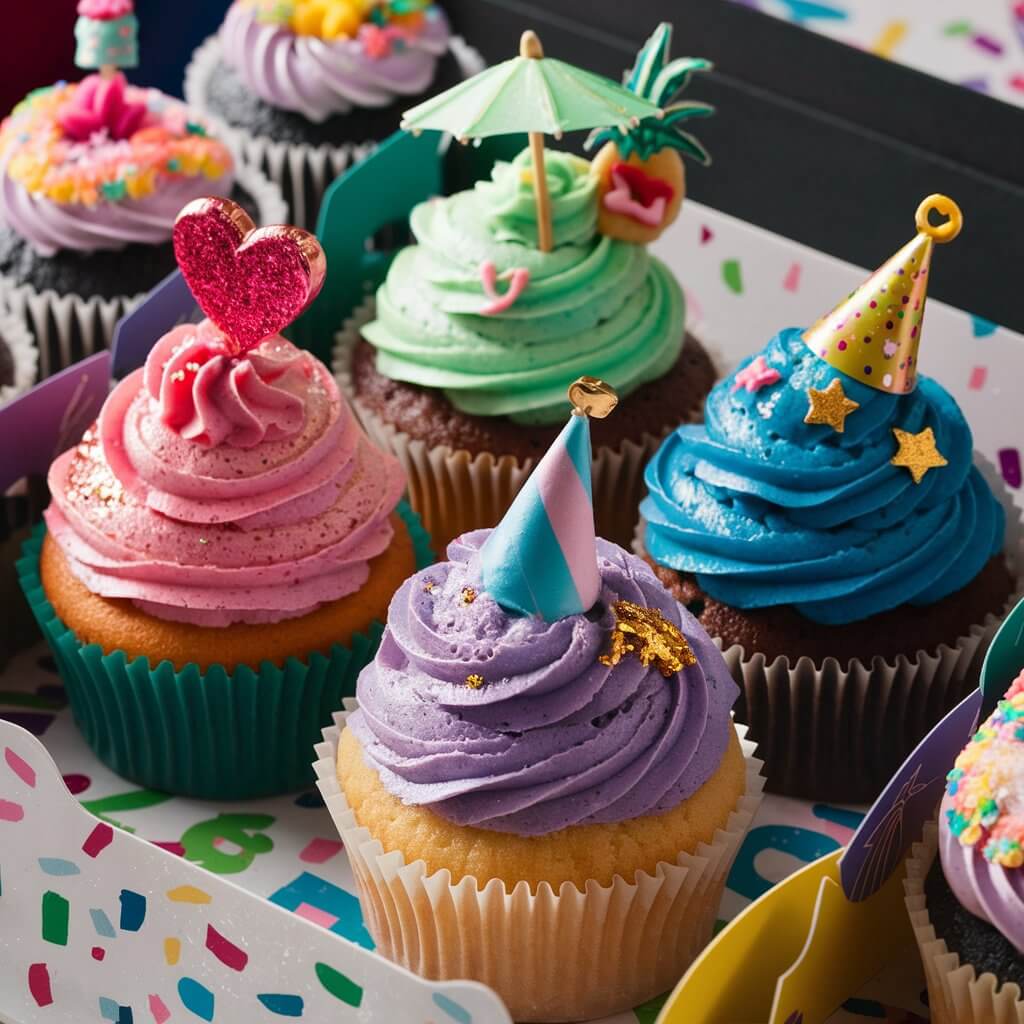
[585,23,714,164]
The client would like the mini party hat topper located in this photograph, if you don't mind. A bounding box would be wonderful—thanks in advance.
[479,377,618,620]
[172,196,327,355]
[74,0,139,75]
[802,194,963,395]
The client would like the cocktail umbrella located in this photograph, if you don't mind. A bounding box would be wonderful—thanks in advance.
[400,30,663,252]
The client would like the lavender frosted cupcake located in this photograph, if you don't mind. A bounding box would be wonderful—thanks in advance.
[314,379,763,1022]
[185,0,481,227]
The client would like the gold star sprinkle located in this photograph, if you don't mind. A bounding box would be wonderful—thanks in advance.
[891,426,948,484]
[804,378,860,433]
[461,587,477,605]
[465,674,485,690]
[599,601,697,678]
[423,581,435,593]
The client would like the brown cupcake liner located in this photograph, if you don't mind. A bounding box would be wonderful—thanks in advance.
[633,460,1024,803]
[333,299,717,552]
[185,34,484,230]
[313,702,765,1023]
[905,823,1024,1024]
[0,163,287,380]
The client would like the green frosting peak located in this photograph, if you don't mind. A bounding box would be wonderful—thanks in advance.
[363,146,686,424]
[476,148,597,249]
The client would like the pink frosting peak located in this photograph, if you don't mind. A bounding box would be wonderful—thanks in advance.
[58,72,147,142]
[78,0,134,18]
[145,322,310,449]
[44,323,407,627]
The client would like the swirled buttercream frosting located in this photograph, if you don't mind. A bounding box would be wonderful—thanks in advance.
[0,80,234,256]
[938,671,1024,954]
[220,2,451,123]
[44,321,405,626]
[347,530,738,836]
[361,147,687,424]
[641,327,1005,625]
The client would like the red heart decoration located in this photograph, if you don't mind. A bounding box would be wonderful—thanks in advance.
[172,197,327,354]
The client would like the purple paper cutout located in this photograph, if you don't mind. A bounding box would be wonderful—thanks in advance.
[839,688,982,901]
[0,351,111,492]
[111,270,198,379]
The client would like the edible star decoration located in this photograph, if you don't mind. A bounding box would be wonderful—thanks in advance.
[804,378,860,433]
[890,426,948,484]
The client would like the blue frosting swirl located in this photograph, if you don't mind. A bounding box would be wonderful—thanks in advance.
[641,327,1005,625]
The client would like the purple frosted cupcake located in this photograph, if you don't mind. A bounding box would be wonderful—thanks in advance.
[185,0,482,227]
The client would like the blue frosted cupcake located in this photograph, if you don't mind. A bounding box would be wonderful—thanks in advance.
[639,197,1021,800]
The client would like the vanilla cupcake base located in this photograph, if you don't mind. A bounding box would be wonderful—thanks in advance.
[634,461,1024,803]
[0,163,287,380]
[906,823,1024,1024]
[334,300,718,552]
[314,703,764,1023]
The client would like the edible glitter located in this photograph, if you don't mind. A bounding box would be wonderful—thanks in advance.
[599,600,696,677]
[946,672,1024,868]
[465,674,485,690]
[423,581,435,593]
[461,587,477,605]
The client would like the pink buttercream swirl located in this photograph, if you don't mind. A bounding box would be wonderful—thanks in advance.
[58,73,147,142]
[145,321,308,448]
[78,0,133,17]
[44,322,406,627]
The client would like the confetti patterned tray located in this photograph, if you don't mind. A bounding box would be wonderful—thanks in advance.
[732,0,1024,109]
[1,199,1021,1024]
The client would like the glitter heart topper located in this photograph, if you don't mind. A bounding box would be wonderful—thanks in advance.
[172,197,326,354]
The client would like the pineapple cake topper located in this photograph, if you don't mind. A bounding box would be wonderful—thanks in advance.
[587,22,714,244]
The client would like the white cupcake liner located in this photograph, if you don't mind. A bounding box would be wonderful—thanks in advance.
[185,33,485,230]
[905,823,1024,1024]
[0,163,286,381]
[333,298,718,551]
[0,302,38,406]
[633,458,1024,802]
[313,701,765,1023]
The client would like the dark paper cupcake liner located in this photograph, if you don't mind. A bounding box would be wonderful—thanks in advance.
[16,502,432,799]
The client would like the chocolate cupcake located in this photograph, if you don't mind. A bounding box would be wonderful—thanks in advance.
[335,25,720,550]
[185,0,482,228]
[905,671,1024,1023]
[639,196,1022,802]
[0,0,286,380]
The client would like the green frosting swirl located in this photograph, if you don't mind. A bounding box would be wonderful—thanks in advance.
[363,147,686,424]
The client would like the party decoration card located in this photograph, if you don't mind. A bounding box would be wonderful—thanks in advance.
[662,688,983,1024]
[0,719,513,1024]
[111,271,197,378]
[0,351,110,492]
[980,594,1024,718]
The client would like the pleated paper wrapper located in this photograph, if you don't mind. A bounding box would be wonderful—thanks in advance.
[0,303,38,405]
[633,460,1024,804]
[905,822,1024,1024]
[185,34,485,231]
[313,702,765,1023]
[0,163,287,381]
[333,299,718,552]
[16,504,432,800]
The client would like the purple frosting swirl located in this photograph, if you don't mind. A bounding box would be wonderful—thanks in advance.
[0,161,234,257]
[220,3,451,124]
[938,791,1024,955]
[348,531,740,836]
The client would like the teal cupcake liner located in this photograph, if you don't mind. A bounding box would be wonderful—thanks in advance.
[16,502,433,800]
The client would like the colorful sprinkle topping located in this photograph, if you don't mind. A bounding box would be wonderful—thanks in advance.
[0,82,232,207]
[946,671,1024,868]
[244,0,432,48]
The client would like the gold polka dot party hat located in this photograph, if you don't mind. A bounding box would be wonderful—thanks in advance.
[802,194,962,394]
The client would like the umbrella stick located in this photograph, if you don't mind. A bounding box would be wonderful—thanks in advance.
[529,132,553,253]
[520,31,553,253]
